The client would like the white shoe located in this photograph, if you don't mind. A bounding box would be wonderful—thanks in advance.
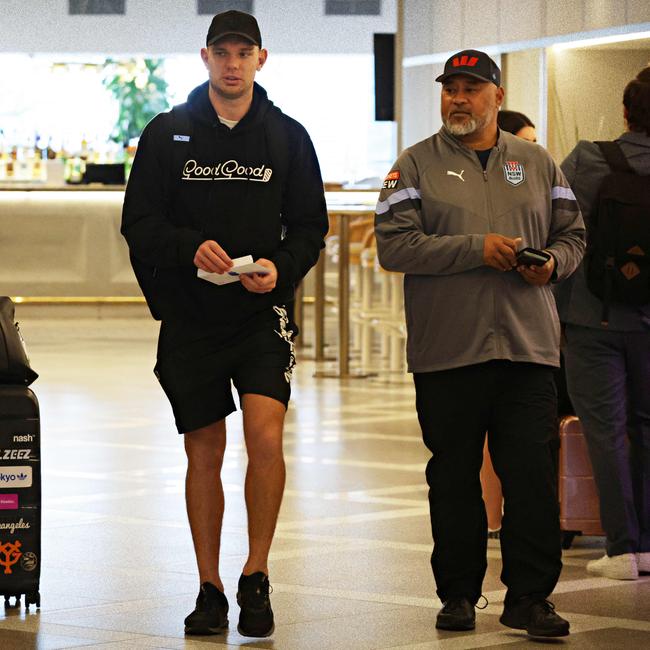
[587,553,638,580]
[638,552,650,573]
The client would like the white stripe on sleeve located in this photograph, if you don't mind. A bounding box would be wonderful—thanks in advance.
[551,186,576,201]
[376,187,422,215]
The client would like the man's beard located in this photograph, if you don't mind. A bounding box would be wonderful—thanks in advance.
[445,116,479,136]
[444,105,495,137]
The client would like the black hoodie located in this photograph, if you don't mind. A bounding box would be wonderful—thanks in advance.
[121,81,328,333]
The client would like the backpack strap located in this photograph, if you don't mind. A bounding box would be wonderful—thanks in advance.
[593,141,632,326]
[595,140,634,174]
[264,109,291,210]
[169,103,193,193]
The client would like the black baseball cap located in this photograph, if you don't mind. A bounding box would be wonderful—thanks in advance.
[435,49,501,86]
[206,10,262,47]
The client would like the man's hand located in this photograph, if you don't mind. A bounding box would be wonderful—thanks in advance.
[239,258,277,294]
[517,254,555,286]
[483,234,521,271]
[194,240,233,274]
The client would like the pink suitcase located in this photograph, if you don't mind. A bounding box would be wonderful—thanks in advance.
[559,415,604,548]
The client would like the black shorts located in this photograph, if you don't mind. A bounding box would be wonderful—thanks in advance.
[154,306,296,434]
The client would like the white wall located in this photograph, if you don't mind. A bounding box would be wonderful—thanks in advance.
[401,0,650,149]
[404,0,650,57]
[502,48,544,141]
[0,0,396,54]
[548,47,650,161]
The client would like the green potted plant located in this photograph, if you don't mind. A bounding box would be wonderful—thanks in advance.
[103,57,169,147]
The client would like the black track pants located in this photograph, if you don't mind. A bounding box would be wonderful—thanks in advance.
[414,360,562,605]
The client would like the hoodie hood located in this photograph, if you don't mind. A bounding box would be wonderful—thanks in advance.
[617,130,650,175]
[186,80,274,134]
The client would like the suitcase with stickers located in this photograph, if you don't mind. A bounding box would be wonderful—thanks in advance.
[0,386,41,608]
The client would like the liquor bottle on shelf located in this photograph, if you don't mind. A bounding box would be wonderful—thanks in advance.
[17,147,30,181]
[65,157,84,184]
[34,151,47,182]
[80,136,89,161]
[44,138,56,160]
[34,133,46,160]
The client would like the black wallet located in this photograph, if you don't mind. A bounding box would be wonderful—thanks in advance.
[516,247,551,266]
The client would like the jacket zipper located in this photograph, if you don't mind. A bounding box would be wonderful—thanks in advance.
[481,152,502,358]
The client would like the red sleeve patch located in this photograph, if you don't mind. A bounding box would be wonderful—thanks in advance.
[383,170,400,189]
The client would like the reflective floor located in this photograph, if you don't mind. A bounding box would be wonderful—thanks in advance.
[1,309,649,649]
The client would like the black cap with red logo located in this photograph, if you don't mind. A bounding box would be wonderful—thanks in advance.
[435,49,501,86]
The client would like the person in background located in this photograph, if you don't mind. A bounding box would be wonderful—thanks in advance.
[375,49,585,637]
[555,66,650,580]
[481,109,539,539]
[497,110,537,143]
[121,10,328,637]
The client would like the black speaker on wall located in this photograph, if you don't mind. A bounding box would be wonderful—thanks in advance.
[374,33,395,121]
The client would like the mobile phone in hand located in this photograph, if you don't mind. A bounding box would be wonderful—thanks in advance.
[516,247,551,267]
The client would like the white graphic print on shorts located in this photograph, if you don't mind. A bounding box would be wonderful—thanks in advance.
[273,305,296,383]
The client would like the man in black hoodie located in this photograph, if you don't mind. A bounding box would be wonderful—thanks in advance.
[121,10,328,638]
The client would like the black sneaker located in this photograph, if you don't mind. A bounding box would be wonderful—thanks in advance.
[436,597,475,631]
[184,582,229,635]
[500,597,570,637]
[237,572,274,637]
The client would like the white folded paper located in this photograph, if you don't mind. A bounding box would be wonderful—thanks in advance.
[197,255,269,286]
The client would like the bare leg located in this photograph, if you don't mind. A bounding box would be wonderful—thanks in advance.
[480,437,503,531]
[241,393,286,576]
[184,420,227,590]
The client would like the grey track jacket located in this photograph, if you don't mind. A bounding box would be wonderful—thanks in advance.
[375,127,585,373]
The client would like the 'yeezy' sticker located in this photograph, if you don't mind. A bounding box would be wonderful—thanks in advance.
[504,161,525,186]
[383,170,400,189]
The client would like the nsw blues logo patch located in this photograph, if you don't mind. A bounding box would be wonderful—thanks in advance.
[503,160,525,186]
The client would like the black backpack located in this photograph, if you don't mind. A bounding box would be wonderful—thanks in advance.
[585,141,650,325]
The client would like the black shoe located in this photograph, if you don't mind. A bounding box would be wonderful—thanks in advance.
[436,597,475,631]
[237,572,275,637]
[500,597,570,637]
[184,582,229,635]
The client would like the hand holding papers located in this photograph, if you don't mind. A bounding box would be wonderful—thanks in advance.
[197,255,270,286]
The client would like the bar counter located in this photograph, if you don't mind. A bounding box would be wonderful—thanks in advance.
[0,185,378,301]
[0,183,125,191]
[0,187,132,298]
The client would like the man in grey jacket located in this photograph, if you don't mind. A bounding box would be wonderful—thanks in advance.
[375,50,585,637]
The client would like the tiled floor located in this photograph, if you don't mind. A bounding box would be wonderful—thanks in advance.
[1,309,649,649]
